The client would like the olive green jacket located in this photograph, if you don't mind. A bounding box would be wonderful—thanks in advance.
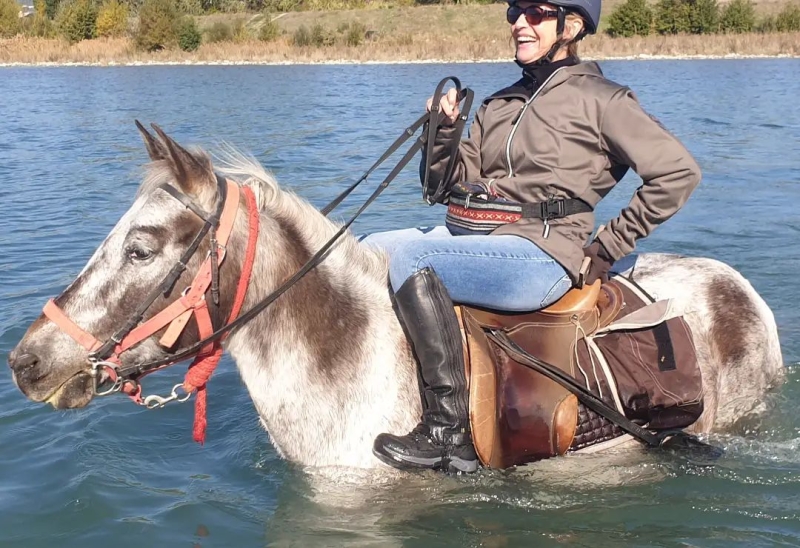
[422,62,701,284]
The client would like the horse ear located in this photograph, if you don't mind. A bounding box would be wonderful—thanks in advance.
[135,120,168,161]
[149,123,216,203]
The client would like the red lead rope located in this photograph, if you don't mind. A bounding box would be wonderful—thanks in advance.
[183,186,259,444]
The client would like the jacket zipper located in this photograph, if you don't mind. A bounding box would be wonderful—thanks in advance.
[504,67,567,178]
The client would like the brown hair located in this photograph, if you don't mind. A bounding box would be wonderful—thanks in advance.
[563,12,585,60]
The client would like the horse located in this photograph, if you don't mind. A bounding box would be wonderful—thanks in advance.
[7,124,786,473]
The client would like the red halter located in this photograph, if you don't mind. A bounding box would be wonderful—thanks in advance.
[42,179,260,444]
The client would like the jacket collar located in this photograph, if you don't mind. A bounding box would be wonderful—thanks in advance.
[485,61,605,103]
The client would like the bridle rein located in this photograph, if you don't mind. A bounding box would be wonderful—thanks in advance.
[38,78,474,444]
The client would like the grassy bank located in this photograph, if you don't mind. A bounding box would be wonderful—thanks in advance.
[2,3,799,65]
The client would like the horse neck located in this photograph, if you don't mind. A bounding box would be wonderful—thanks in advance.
[223,185,421,468]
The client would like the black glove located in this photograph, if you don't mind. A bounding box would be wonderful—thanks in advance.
[582,240,615,285]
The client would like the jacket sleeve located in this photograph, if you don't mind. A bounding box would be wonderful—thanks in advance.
[419,104,485,202]
[596,88,702,261]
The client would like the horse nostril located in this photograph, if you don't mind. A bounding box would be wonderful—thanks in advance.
[9,352,40,374]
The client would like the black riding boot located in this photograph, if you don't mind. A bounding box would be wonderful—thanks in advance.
[373,268,478,473]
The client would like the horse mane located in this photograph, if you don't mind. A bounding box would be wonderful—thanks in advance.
[137,142,389,280]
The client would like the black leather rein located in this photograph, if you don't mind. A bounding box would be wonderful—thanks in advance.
[114,77,475,381]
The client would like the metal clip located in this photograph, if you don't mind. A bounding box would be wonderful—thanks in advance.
[542,219,550,239]
[143,383,193,409]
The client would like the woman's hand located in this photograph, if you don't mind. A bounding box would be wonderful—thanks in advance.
[583,241,615,285]
[426,87,461,126]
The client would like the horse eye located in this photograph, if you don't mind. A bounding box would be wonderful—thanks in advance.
[126,245,153,262]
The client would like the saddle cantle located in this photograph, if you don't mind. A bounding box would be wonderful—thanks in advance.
[456,281,625,469]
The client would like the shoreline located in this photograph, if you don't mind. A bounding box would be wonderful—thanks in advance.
[1,52,798,68]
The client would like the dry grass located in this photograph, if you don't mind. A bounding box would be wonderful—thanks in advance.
[1,4,799,65]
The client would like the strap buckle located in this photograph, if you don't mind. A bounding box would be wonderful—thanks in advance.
[539,197,566,221]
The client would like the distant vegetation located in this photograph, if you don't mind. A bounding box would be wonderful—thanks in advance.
[605,0,800,36]
[0,0,798,59]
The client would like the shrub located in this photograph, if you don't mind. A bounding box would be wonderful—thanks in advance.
[309,22,334,46]
[135,0,179,51]
[24,0,57,36]
[292,24,310,46]
[56,0,98,43]
[178,16,201,50]
[0,0,21,38]
[605,0,653,36]
[231,18,250,41]
[344,20,365,45]
[756,14,777,32]
[776,3,800,31]
[95,0,128,37]
[688,0,719,33]
[258,16,280,41]
[177,0,204,15]
[654,0,691,33]
[204,21,232,42]
[44,0,61,19]
[719,0,755,32]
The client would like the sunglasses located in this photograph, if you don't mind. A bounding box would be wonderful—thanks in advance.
[506,4,560,25]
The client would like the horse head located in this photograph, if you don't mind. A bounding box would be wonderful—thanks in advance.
[7,122,245,410]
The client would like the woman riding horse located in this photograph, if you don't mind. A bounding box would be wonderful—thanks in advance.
[362,0,702,473]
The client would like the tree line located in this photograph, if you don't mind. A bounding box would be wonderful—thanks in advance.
[606,0,800,36]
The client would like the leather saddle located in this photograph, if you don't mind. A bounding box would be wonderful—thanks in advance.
[455,280,624,468]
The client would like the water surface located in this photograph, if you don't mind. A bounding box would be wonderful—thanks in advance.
[1,59,799,547]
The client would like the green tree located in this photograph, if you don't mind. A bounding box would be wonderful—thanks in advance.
[654,0,692,34]
[25,0,57,36]
[45,0,61,18]
[96,0,128,37]
[258,15,279,41]
[56,0,99,43]
[135,0,179,50]
[719,0,755,32]
[776,3,800,30]
[605,0,653,36]
[688,0,718,33]
[177,16,201,50]
[0,0,21,38]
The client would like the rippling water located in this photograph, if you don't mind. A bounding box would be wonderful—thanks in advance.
[1,60,799,547]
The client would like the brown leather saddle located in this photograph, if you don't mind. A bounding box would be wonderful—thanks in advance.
[455,280,625,469]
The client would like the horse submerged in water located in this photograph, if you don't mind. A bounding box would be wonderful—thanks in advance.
[8,124,785,472]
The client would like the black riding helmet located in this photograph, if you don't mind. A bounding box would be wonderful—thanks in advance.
[507,0,601,36]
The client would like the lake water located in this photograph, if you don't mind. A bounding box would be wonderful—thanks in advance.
[1,59,799,547]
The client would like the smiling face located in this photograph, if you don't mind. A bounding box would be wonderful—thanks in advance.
[508,2,585,64]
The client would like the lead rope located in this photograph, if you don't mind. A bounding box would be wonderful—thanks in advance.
[183,186,260,444]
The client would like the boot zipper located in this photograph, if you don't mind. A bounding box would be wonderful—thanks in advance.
[428,272,469,435]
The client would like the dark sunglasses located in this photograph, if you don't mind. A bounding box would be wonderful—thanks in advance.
[506,4,560,25]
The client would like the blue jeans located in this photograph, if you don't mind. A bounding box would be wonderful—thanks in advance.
[359,226,571,312]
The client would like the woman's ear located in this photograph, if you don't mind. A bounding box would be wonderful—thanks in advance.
[565,17,585,41]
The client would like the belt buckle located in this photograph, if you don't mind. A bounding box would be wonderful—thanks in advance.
[540,197,565,221]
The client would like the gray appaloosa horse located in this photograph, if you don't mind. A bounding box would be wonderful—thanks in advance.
[7,126,785,473]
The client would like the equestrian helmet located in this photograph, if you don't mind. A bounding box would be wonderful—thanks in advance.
[507,0,601,35]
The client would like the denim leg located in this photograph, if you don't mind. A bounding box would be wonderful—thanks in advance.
[383,231,571,312]
[357,226,452,256]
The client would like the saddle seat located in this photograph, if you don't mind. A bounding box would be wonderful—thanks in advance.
[455,280,624,468]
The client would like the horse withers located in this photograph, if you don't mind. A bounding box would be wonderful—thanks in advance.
[7,124,786,472]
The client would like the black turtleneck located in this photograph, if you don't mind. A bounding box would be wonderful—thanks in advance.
[515,56,579,98]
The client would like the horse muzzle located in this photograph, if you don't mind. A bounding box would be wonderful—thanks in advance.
[8,347,94,408]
